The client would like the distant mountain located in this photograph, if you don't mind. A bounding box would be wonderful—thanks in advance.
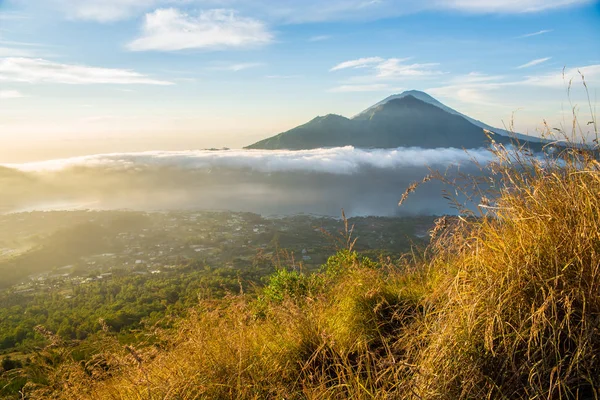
[246,91,547,150]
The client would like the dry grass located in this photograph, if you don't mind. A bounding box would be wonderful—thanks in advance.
[27,250,431,400]
[26,95,600,399]
[407,144,600,399]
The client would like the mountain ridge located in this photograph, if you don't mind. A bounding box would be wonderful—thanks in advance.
[246,91,546,151]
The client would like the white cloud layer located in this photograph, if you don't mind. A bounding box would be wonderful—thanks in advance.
[127,8,273,51]
[8,146,494,175]
[0,57,173,85]
[1,147,499,216]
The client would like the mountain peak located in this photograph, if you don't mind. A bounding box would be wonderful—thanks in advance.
[308,113,351,123]
[384,94,431,106]
[353,90,440,119]
[395,90,436,99]
[353,94,442,122]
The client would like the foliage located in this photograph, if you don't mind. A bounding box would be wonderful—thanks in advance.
[0,261,266,354]
[261,267,323,303]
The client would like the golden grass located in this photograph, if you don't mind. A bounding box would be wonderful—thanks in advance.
[26,121,600,399]
[407,145,600,399]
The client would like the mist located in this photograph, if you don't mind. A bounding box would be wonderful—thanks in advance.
[0,147,494,216]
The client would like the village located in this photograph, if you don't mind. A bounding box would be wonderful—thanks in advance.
[1,210,435,296]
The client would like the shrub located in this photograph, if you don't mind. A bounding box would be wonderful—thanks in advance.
[261,267,323,304]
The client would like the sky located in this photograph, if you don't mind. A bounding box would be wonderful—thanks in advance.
[0,0,599,162]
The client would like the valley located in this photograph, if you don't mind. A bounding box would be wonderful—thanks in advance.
[0,210,433,357]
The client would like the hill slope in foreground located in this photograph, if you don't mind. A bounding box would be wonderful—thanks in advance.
[27,145,600,399]
[247,90,547,150]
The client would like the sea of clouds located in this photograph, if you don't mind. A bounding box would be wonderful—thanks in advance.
[0,146,495,216]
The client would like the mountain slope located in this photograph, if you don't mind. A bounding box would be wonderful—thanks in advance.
[356,90,545,143]
[248,114,360,150]
[350,95,495,148]
[247,93,543,150]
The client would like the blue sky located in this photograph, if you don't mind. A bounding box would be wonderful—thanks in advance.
[0,0,599,162]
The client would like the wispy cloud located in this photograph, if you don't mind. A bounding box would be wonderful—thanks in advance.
[331,57,443,79]
[0,89,25,99]
[56,0,158,22]
[80,115,119,123]
[521,64,600,87]
[427,65,600,106]
[375,58,442,78]
[451,72,506,83]
[214,62,265,72]
[0,39,57,58]
[516,29,553,38]
[257,0,593,23]
[516,57,551,69]
[127,8,273,52]
[173,77,199,83]
[428,85,502,106]
[328,83,393,92]
[438,0,592,13]
[309,35,332,42]
[0,12,29,21]
[0,57,173,85]
[0,40,49,47]
[265,75,303,79]
[0,47,35,57]
[427,72,513,106]
[330,57,384,71]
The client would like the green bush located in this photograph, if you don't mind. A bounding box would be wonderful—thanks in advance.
[261,268,323,303]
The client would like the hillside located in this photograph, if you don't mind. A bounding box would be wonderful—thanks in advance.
[247,91,547,150]
[22,143,600,399]
[247,113,361,150]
